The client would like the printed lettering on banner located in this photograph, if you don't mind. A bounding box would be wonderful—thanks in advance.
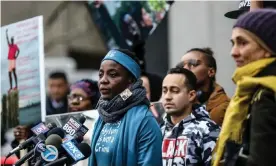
[162,137,188,166]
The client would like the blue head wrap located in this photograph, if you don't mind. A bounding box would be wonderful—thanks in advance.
[102,50,141,79]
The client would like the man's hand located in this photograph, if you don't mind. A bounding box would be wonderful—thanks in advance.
[13,125,30,141]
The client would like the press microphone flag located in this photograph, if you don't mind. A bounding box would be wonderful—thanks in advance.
[44,143,92,166]
[31,122,57,135]
[62,117,83,136]
[61,140,85,162]
[6,123,57,158]
[62,116,86,136]
[14,134,62,166]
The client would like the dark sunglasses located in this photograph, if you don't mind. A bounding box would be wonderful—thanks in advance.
[177,59,202,69]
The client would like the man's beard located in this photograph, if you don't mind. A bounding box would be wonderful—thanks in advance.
[165,108,186,117]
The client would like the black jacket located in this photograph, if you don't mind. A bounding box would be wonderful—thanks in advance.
[245,60,276,166]
[46,95,68,115]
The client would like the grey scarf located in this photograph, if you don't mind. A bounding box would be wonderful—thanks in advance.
[97,80,150,123]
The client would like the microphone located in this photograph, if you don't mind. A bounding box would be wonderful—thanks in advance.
[13,149,35,166]
[6,123,57,158]
[33,134,63,165]
[14,134,62,166]
[44,143,92,166]
[62,116,88,144]
[63,131,84,144]
[45,134,63,149]
[79,115,86,124]
[46,127,65,139]
[31,122,57,136]
[62,116,86,136]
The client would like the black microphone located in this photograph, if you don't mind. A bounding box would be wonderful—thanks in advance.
[46,127,65,139]
[76,116,89,137]
[14,134,62,166]
[13,149,35,166]
[63,131,84,144]
[6,123,57,158]
[79,115,86,124]
[62,116,86,136]
[45,134,63,149]
[44,143,92,166]
[32,134,63,165]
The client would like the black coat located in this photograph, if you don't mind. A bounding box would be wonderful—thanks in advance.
[246,60,276,166]
[46,95,68,115]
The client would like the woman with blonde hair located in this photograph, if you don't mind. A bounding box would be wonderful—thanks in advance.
[214,9,276,166]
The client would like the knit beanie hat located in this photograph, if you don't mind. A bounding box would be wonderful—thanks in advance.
[233,9,276,54]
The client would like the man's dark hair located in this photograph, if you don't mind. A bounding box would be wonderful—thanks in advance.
[49,71,68,83]
[167,67,197,91]
[115,49,141,81]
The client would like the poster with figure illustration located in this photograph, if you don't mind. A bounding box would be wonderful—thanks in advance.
[1,16,46,129]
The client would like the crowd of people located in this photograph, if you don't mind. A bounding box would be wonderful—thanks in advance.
[2,3,276,166]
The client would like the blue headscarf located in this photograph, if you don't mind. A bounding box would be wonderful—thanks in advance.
[102,50,141,79]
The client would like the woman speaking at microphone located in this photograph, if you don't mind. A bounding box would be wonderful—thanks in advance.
[89,49,162,166]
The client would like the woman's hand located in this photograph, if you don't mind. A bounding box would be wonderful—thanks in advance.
[13,125,30,141]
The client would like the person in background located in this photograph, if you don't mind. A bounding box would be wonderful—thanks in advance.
[213,9,276,166]
[131,36,164,123]
[11,71,68,162]
[161,67,220,166]
[89,49,162,166]
[46,71,69,115]
[224,0,250,19]
[177,47,230,126]
[224,0,276,19]
[141,72,163,102]
[141,72,164,124]
[64,79,100,166]
[68,79,100,112]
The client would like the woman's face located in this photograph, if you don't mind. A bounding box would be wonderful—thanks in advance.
[231,28,271,67]
[98,60,131,100]
[141,76,151,101]
[181,51,214,85]
[68,87,92,112]
[142,8,153,26]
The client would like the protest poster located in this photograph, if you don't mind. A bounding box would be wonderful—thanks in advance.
[1,16,45,130]
[87,0,172,49]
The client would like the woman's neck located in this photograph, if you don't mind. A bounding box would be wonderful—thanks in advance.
[199,79,212,93]
[196,80,214,104]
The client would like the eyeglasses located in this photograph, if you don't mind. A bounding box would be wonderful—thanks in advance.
[67,94,89,102]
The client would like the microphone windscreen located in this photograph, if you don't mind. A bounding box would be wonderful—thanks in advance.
[45,134,62,149]
[47,127,65,138]
[79,116,86,124]
[77,143,92,159]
